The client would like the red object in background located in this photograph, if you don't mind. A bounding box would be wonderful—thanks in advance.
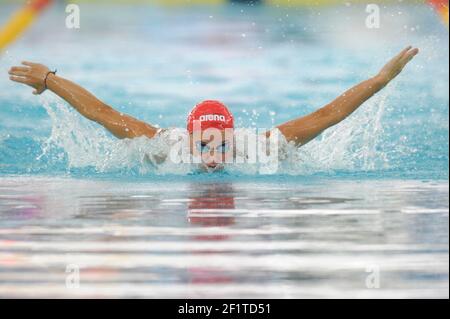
[427,0,449,26]
[29,0,53,12]
[428,0,449,10]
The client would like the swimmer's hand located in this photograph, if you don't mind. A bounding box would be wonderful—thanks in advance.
[376,46,419,86]
[277,46,419,147]
[8,61,50,95]
[9,61,159,139]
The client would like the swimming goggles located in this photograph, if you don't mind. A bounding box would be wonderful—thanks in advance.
[195,141,231,154]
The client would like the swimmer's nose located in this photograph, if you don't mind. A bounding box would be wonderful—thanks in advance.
[204,153,223,167]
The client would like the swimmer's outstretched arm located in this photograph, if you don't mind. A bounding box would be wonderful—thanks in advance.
[277,46,419,146]
[8,62,158,139]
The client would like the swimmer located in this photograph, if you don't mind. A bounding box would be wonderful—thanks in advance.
[8,46,419,172]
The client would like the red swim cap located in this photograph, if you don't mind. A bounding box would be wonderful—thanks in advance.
[187,100,234,133]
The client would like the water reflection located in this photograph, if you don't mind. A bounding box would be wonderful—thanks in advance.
[187,183,236,286]
[0,195,44,219]
[0,178,448,298]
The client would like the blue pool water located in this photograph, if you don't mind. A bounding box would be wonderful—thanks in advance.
[0,3,448,298]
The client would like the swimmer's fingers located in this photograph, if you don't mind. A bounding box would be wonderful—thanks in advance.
[395,46,413,61]
[9,71,29,77]
[400,48,419,66]
[383,46,412,69]
[9,66,30,73]
[378,46,419,84]
[21,61,38,67]
[8,67,30,77]
[394,47,418,67]
[9,75,29,84]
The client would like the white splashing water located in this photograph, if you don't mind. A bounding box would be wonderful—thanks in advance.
[37,87,390,176]
[291,92,390,174]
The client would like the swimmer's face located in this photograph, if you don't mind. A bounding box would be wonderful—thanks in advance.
[190,129,234,172]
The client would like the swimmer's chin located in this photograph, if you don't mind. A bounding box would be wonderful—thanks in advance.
[198,164,225,173]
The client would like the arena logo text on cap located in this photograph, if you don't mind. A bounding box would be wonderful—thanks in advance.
[187,100,234,133]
